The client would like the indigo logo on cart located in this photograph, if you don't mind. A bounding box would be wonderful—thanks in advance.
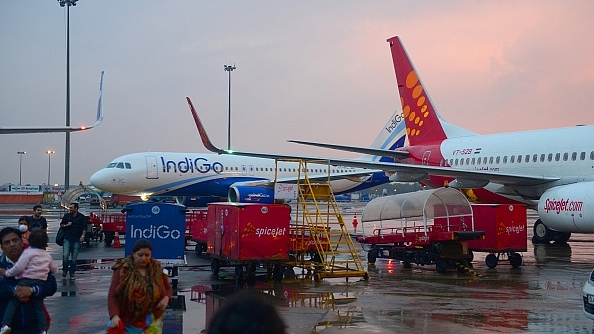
[130,224,182,240]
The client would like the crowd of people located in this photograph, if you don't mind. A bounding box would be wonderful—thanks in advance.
[0,204,288,334]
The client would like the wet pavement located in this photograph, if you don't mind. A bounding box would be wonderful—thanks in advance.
[1,203,594,333]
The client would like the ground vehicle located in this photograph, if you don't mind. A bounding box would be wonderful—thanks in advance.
[101,193,141,208]
[583,269,594,320]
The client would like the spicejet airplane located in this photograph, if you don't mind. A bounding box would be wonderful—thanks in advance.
[89,101,406,203]
[191,36,594,244]
[0,71,104,134]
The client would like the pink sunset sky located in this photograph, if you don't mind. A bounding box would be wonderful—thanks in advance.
[1,1,593,186]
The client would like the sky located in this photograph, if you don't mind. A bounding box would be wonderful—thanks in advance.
[1,1,594,187]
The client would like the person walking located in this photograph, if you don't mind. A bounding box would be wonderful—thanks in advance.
[107,239,172,334]
[30,205,48,231]
[59,203,86,279]
[0,227,57,334]
[0,229,58,334]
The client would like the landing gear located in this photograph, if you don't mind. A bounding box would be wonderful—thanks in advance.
[532,219,571,244]
[532,219,551,244]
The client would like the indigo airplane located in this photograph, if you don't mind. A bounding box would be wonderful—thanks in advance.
[192,36,594,244]
[89,101,406,203]
[0,72,104,134]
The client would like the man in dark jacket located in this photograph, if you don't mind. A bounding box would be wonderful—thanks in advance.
[59,202,86,279]
[0,227,57,334]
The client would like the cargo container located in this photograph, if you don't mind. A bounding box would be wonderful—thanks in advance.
[207,203,291,278]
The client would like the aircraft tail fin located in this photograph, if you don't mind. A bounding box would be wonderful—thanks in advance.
[89,71,104,129]
[388,36,474,145]
[186,97,226,154]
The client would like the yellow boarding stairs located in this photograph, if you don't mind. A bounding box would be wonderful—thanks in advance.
[277,159,368,281]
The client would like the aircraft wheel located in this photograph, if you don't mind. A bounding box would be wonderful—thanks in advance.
[485,254,498,268]
[532,219,551,244]
[551,231,571,243]
[510,252,522,268]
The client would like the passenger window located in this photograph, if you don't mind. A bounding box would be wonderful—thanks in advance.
[471,158,475,165]
[503,156,507,164]
[555,153,560,161]
[563,153,568,161]
[572,152,577,161]
[581,152,586,160]
[548,153,553,162]
[517,155,522,163]
[489,157,493,164]
[525,155,530,163]
[496,156,500,164]
[533,154,538,162]
[540,154,545,162]
[460,159,464,166]
[510,156,515,163]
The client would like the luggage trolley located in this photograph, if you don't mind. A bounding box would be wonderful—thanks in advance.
[357,188,485,274]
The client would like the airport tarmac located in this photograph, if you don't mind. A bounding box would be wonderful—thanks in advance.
[1,203,593,333]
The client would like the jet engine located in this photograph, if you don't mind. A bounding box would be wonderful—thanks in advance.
[533,182,594,243]
[228,185,275,204]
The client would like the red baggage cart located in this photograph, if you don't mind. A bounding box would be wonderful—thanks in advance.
[465,204,527,268]
[207,203,291,280]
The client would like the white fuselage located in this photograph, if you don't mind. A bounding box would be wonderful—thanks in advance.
[90,152,385,198]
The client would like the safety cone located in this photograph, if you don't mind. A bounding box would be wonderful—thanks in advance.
[352,214,359,233]
[112,232,122,248]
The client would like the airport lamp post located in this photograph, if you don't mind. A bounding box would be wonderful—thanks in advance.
[46,150,55,190]
[17,151,26,185]
[224,64,236,151]
[58,0,78,191]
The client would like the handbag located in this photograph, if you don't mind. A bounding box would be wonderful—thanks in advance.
[55,227,65,246]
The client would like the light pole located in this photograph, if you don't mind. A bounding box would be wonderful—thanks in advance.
[46,150,55,190]
[58,0,78,190]
[17,151,26,185]
[224,64,236,150]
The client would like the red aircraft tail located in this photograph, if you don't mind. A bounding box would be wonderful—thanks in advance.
[388,36,449,146]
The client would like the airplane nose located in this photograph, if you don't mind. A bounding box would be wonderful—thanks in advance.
[89,170,106,189]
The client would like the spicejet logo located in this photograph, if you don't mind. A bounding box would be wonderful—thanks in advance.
[543,198,584,214]
[242,222,286,238]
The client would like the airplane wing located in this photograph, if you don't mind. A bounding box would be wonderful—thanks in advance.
[288,139,409,160]
[187,97,559,188]
[0,71,104,134]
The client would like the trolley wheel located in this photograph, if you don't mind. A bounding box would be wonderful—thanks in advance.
[509,252,522,268]
[368,248,378,264]
[211,259,221,275]
[194,243,203,256]
[104,232,114,246]
[234,265,243,280]
[485,254,498,268]
[435,259,448,274]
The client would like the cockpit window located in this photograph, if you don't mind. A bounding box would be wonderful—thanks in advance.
[125,163,131,169]
[116,162,125,169]
[107,163,117,168]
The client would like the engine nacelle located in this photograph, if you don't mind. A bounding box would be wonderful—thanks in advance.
[537,182,594,233]
[228,185,275,204]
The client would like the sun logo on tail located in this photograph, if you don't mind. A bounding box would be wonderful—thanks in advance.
[402,70,430,138]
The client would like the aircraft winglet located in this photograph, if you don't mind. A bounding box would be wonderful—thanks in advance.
[0,71,105,134]
[186,97,227,154]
